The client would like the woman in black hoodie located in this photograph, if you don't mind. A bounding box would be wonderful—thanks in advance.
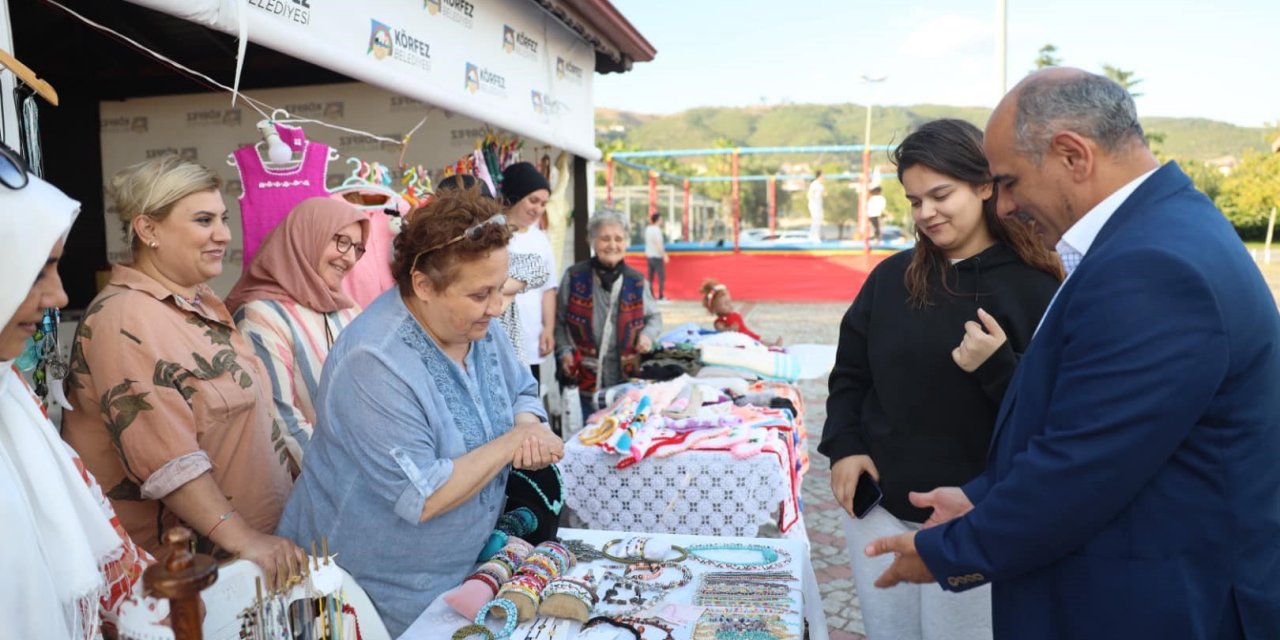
[819,119,1062,640]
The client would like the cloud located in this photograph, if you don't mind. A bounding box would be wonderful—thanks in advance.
[897,15,994,60]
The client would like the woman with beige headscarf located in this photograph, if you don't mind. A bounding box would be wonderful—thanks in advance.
[226,197,369,469]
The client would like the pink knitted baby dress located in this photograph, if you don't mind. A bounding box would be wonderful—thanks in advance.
[234,141,333,267]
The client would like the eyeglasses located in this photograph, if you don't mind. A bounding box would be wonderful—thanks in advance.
[333,234,367,260]
[411,214,513,270]
[0,143,31,190]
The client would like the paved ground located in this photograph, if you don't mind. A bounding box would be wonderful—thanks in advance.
[659,299,867,639]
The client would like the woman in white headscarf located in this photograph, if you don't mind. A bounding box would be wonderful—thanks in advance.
[0,165,154,639]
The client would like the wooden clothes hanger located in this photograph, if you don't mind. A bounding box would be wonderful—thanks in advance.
[0,49,58,106]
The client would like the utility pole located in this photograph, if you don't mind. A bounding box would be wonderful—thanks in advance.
[859,75,887,256]
[997,0,1008,98]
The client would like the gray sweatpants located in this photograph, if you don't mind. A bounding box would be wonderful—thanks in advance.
[842,508,993,640]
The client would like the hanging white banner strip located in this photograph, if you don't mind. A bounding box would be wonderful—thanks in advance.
[123,0,599,160]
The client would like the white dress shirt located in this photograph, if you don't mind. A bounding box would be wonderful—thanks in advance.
[1036,167,1158,333]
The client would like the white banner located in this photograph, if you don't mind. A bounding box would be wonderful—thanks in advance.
[123,0,598,159]
[100,82,569,295]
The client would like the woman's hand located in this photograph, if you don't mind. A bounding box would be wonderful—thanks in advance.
[637,335,654,353]
[539,329,555,358]
[510,419,564,470]
[226,531,308,592]
[952,308,1007,373]
[559,353,577,379]
[831,454,880,518]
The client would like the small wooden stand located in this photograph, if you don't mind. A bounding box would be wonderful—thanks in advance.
[143,527,218,640]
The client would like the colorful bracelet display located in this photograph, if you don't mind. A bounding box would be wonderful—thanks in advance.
[461,537,800,638]
[495,540,576,621]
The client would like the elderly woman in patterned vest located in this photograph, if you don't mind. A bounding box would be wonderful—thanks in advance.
[555,208,663,422]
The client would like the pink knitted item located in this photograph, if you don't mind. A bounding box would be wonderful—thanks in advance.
[235,141,333,267]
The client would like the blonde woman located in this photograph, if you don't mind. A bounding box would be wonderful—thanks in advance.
[62,155,304,590]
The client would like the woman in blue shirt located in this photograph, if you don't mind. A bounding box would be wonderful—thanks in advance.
[278,187,564,636]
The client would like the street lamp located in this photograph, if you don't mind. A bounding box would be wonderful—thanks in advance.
[859,75,887,256]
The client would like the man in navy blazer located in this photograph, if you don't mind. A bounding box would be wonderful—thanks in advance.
[867,68,1280,638]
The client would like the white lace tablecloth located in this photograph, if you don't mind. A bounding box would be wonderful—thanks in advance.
[559,438,800,540]
[402,527,828,640]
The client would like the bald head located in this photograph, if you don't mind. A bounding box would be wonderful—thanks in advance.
[992,68,1146,164]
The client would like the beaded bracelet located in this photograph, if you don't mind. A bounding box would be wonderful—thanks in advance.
[601,539,689,564]
[473,598,518,640]
[616,615,676,640]
[452,623,496,640]
[621,562,693,590]
[582,616,641,640]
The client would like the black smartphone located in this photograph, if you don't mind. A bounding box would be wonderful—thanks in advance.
[852,472,883,519]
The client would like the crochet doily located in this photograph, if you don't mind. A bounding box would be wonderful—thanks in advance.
[560,440,790,538]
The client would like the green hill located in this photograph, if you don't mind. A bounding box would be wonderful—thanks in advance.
[597,104,1271,164]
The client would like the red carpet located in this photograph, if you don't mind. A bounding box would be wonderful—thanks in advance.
[624,251,892,302]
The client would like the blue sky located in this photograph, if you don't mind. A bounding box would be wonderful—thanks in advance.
[596,0,1279,127]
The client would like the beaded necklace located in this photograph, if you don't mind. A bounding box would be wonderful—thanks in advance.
[510,466,564,513]
[685,543,792,572]
[691,611,795,640]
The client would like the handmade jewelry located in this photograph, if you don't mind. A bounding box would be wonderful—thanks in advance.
[511,467,564,514]
[560,538,603,563]
[602,562,693,591]
[601,538,688,564]
[581,616,642,640]
[699,571,796,583]
[691,611,795,640]
[616,615,676,640]
[538,574,598,622]
[685,543,791,571]
[496,540,576,621]
[453,623,497,640]
[601,582,644,607]
[473,598,519,640]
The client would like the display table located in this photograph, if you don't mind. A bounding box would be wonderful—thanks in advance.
[401,528,829,640]
[560,437,803,540]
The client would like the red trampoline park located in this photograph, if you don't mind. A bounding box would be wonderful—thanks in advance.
[604,144,907,302]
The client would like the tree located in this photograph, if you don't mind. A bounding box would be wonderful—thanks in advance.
[1034,44,1061,69]
[1101,64,1143,97]
[1183,160,1224,203]
[1216,150,1280,240]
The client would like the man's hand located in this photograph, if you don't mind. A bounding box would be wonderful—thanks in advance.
[637,334,654,353]
[952,308,1007,372]
[910,487,974,528]
[830,455,879,518]
[865,531,934,588]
